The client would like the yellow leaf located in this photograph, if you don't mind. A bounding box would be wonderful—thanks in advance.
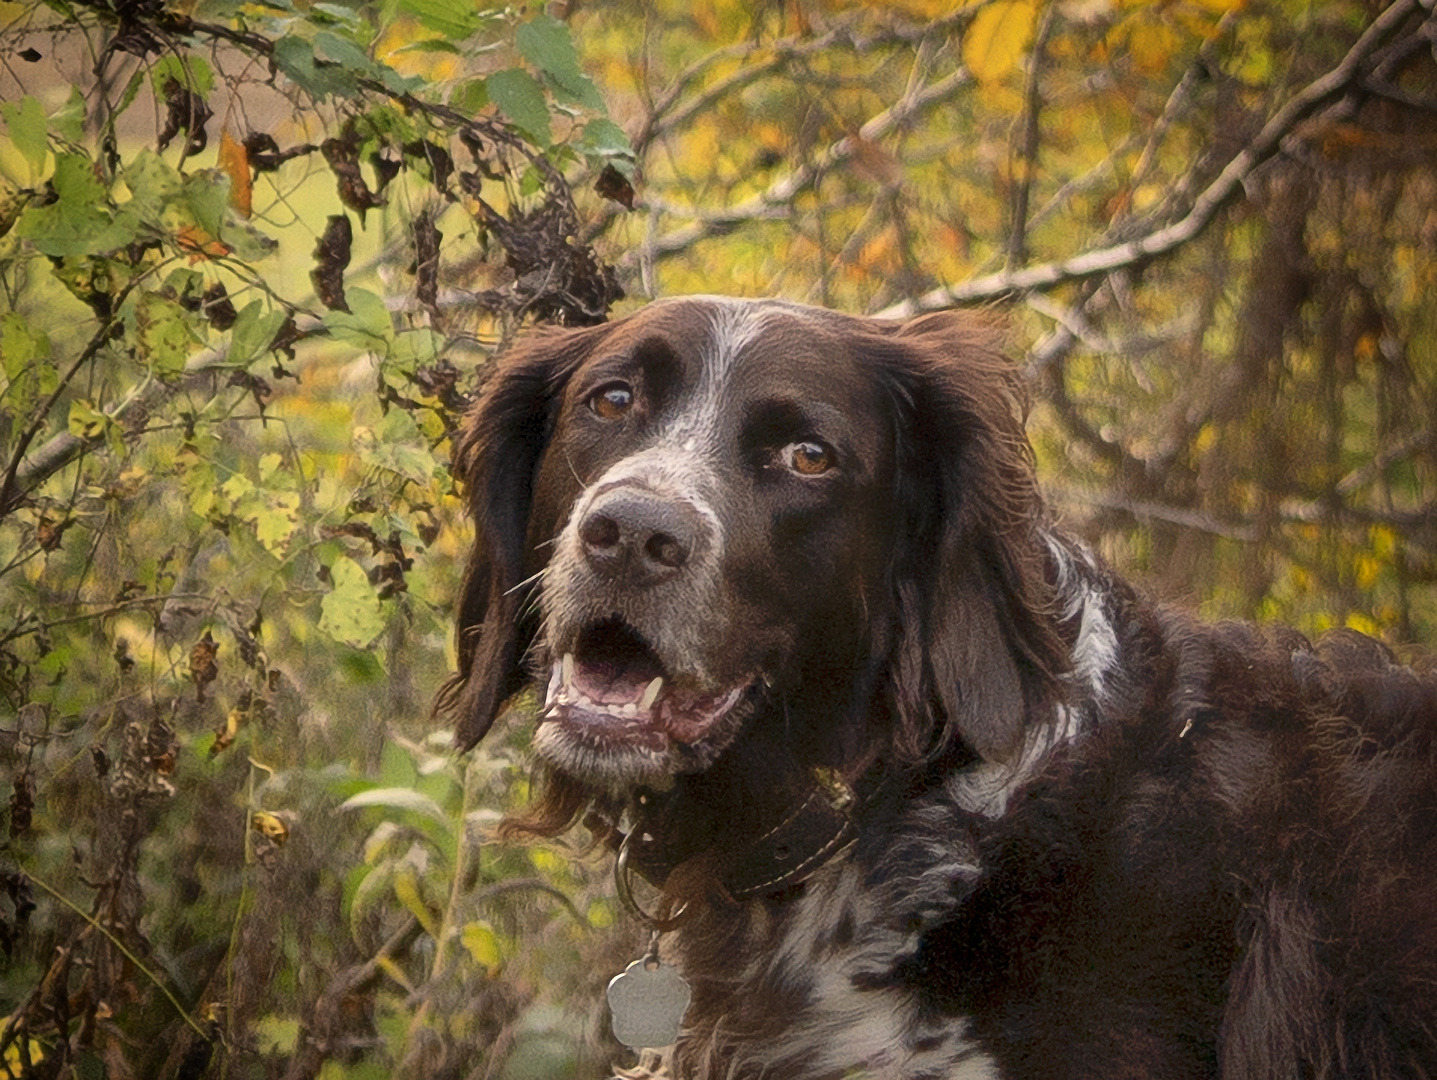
[963,1,1038,85]
[1345,612,1380,637]
[393,868,438,937]
[461,920,503,972]
[1129,20,1181,75]
[218,129,252,218]
[251,810,289,845]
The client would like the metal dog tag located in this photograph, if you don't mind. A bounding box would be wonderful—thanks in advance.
[606,957,692,1049]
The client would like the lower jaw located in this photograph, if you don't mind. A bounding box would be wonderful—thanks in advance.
[531,691,753,785]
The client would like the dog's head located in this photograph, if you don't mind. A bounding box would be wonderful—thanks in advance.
[441,297,1066,797]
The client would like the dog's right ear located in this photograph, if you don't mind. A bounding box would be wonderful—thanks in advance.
[439,325,603,751]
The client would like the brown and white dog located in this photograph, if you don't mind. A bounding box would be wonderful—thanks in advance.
[442,296,1437,1079]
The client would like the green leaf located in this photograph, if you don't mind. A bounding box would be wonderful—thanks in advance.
[0,311,51,378]
[151,55,216,96]
[323,287,393,347]
[485,68,551,147]
[396,0,480,41]
[314,30,378,75]
[0,96,49,174]
[449,78,489,115]
[339,786,451,827]
[184,170,230,237]
[359,407,438,486]
[272,35,359,101]
[113,68,147,122]
[135,291,203,376]
[52,87,86,144]
[252,492,301,554]
[579,117,633,160]
[517,14,605,112]
[16,153,132,256]
[228,301,289,366]
[118,150,182,230]
[319,554,386,648]
[67,399,109,440]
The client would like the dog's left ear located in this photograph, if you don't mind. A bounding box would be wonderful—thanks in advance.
[878,311,1068,765]
[439,325,603,751]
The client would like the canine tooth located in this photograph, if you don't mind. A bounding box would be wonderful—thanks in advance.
[639,677,664,711]
[562,652,575,687]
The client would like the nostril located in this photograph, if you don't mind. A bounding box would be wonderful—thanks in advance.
[645,532,688,569]
[580,513,621,551]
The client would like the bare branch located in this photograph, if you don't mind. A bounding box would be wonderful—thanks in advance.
[622,66,973,266]
[875,0,1430,319]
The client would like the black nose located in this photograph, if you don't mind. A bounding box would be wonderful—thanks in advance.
[579,488,703,585]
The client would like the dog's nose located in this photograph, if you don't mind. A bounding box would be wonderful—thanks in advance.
[579,488,703,584]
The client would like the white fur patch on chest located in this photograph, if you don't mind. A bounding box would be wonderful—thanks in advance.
[676,859,1001,1079]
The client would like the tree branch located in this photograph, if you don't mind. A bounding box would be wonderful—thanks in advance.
[619,65,972,267]
[875,0,1430,319]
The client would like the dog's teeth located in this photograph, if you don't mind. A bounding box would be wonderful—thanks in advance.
[562,652,575,687]
[639,677,664,711]
[621,702,638,718]
[577,693,594,709]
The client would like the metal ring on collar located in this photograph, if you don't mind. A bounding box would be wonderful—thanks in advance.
[616,829,689,929]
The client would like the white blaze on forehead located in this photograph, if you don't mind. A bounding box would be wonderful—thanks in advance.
[660,298,771,448]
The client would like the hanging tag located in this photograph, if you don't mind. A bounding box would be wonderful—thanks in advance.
[606,954,691,1049]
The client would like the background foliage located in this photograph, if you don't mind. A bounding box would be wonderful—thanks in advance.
[1,0,1434,1077]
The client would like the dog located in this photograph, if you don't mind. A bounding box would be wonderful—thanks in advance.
[441,296,1437,1079]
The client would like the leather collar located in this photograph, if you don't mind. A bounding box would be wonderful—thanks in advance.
[620,765,872,902]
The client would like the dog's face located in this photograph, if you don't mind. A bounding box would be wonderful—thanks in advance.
[526,299,902,783]
[445,297,1066,792]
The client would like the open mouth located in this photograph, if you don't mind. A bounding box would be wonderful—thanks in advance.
[540,618,752,758]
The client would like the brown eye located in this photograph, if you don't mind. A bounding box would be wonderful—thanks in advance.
[590,382,633,420]
[785,441,833,476]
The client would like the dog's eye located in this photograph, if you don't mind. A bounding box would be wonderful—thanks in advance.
[785,441,833,476]
[590,382,634,420]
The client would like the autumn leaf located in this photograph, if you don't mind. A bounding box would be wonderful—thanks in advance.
[190,629,219,703]
[963,0,1038,85]
[210,707,241,756]
[218,129,253,217]
[251,811,290,845]
[311,214,353,312]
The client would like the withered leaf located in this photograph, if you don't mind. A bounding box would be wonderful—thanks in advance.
[146,718,178,775]
[405,140,454,195]
[311,215,353,313]
[251,810,289,845]
[595,163,636,210]
[321,136,386,221]
[370,146,402,193]
[157,76,213,157]
[413,211,441,310]
[268,315,303,361]
[8,771,34,838]
[243,132,318,173]
[189,629,219,703]
[202,282,237,331]
[210,707,241,757]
